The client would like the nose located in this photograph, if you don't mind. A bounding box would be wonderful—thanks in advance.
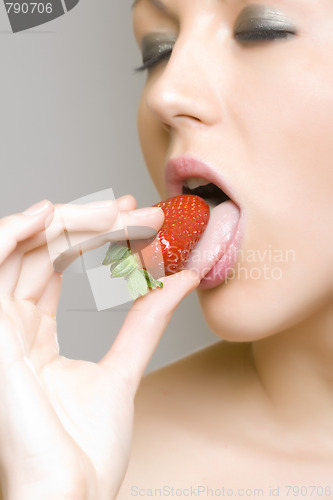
[144,31,223,130]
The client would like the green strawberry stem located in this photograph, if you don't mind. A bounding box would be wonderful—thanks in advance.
[102,243,163,300]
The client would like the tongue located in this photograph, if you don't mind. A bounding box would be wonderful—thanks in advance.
[184,200,240,280]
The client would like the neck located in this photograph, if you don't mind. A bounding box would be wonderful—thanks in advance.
[251,299,333,451]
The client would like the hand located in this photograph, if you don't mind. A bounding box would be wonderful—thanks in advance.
[0,196,199,500]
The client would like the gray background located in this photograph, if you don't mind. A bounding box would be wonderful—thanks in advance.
[0,0,217,372]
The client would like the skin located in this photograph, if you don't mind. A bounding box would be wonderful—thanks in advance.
[0,198,198,500]
[0,1,332,499]
[116,0,333,496]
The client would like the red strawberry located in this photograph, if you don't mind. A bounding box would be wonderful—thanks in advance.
[102,195,210,299]
[151,194,210,275]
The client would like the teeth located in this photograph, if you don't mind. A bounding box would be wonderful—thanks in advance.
[184,177,210,190]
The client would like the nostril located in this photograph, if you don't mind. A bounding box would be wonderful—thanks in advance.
[175,114,202,122]
[144,71,217,128]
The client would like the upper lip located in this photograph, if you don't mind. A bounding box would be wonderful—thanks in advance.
[165,154,240,208]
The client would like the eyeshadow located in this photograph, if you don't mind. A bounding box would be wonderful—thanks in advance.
[141,32,177,62]
[235,4,297,33]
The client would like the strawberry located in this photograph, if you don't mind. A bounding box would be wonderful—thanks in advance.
[102,195,210,299]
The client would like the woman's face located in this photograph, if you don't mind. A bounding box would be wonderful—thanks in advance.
[132,0,333,341]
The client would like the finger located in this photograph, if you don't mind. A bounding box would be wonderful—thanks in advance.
[0,201,54,265]
[0,202,54,296]
[0,200,119,298]
[51,206,164,273]
[15,201,162,263]
[0,252,24,297]
[0,297,58,370]
[14,241,63,302]
[31,202,162,265]
[11,197,136,258]
[14,205,164,302]
[0,305,27,372]
[36,272,63,319]
[98,270,200,395]
[116,194,137,211]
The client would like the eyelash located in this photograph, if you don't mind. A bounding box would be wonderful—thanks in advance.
[134,48,173,73]
[235,29,294,42]
[134,29,294,73]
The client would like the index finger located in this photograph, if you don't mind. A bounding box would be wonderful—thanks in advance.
[50,204,164,272]
[98,270,200,395]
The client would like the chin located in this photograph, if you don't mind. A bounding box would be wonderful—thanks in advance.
[196,271,332,343]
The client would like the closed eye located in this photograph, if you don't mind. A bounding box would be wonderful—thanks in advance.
[134,28,295,73]
[235,28,295,42]
[134,48,173,73]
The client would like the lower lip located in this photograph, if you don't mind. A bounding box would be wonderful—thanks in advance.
[197,211,245,290]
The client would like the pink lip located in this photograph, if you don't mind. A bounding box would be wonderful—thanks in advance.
[165,153,241,208]
[198,209,245,289]
[165,153,245,289]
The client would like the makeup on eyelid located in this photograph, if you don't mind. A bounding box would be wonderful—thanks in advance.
[235,4,297,33]
[141,33,177,63]
[139,3,297,61]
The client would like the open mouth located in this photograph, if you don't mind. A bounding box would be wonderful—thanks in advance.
[165,155,244,287]
[182,177,231,208]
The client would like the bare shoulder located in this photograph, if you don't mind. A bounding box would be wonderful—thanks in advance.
[116,341,260,497]
[134,340,254,411]
[133,340,254,426]
[116,341,333,498]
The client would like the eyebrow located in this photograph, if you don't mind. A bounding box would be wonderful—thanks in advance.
[131,0,168,12]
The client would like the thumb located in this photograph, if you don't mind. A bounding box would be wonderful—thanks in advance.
[98,270,200,394]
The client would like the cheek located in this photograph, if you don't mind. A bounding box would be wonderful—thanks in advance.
[138,92,169,198]
[197,45,333,341]
[241,43,333,264]
[253,46,333,268]
[233,37,333,192]
[197,257,333,342]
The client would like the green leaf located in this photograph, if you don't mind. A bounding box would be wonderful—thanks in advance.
[110,254,138,278]
[102,243,163,299]
[143,270,163,290]
[126,268,149,300]
[103,243,130,266]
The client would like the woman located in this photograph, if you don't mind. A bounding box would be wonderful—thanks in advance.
[1,0,332,498]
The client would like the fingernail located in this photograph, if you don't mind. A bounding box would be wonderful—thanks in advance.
[86,200,115,209]
[129,207,162,217]
[23,200,50,215]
